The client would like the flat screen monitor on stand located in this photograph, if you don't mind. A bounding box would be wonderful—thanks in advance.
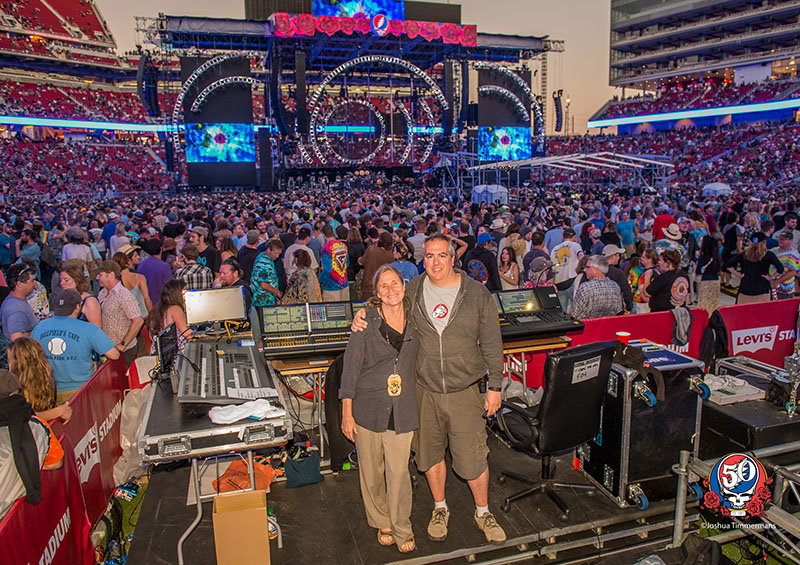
[183,286,248,336]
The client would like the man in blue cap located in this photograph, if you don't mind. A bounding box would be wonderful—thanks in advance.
[461,233,501,291]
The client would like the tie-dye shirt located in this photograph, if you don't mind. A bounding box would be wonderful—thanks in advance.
[319,239,349,291]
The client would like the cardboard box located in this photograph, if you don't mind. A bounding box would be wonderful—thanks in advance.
[213,490,270,565]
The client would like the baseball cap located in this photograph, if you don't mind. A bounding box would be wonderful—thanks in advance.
[0,369,22,397]
[190,225,208,239]
[589,228,601,237]
[97,261,121,277]
[602,244,625,257]
[477,232,492,244]
[54,289,82,316]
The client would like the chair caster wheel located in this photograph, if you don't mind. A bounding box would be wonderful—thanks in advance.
[498,475,506,484]
[634,493,649,510]
[501,501,511,513]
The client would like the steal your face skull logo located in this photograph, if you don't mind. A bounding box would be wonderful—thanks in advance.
[704,453,771,518]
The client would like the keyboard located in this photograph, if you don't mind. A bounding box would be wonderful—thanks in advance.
[177,342,276,404]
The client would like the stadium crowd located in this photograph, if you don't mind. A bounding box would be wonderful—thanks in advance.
[0,184,796,390]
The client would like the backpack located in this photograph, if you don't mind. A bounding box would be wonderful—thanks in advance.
[38,241,56,270]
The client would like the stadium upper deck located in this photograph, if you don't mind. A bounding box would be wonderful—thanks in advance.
[610,0,800,87]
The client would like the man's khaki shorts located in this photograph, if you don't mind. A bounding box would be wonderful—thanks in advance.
[415,383,489,481]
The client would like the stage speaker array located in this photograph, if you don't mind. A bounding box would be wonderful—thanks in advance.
[444,61,456,136]
[296,51,309,136]
[270,56,290,136]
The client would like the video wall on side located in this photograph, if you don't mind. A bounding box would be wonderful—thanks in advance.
[185,123,256,164]
[180,56,257,187]
[312,0,405,19]
[478,126,532,162]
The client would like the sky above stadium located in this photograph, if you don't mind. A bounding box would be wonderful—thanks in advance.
[96,0,615,134]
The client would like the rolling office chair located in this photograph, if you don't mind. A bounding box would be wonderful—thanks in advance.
[497,341,615,521]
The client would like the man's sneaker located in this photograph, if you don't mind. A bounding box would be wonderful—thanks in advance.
[427,508,450,541]
[474,511,506,544]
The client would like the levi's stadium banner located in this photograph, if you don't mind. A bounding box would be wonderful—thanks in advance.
[270,12,478,46]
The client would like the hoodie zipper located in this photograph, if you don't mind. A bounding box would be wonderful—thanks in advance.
[416,276,466,394]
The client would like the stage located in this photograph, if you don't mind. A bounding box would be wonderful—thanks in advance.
[127,434,695,564]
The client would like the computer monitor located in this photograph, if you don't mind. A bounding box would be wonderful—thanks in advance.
[308,302,353,331]
[155,323,177,374]
[183,286,248,326]
[261,304,309,334]
[498,289,539,314]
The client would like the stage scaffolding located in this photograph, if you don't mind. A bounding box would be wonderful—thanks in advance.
[461,151,674,201]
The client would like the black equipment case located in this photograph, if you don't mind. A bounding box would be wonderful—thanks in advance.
[578,340,707,509]
[137,372,293,463]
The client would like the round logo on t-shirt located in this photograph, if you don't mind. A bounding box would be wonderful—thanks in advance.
[432,304,449,319]
[466,259,489,284]
[671,276,689,306]
[48,337,67,356]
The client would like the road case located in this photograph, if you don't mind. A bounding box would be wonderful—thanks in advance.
[578,340,706,509]
[137,375,293,464]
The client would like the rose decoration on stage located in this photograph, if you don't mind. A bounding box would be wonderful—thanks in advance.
[419,21,440,41]
[295,14,317,36]
[317,15,340,36]
[461,25,477,47]
[339,17,355,35]
[404,20,419,39]
[354,16,371,34]
[273,13,293,37]
[440,23,462,44]
[388,20,404,36]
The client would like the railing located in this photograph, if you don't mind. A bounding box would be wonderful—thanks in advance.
[612,0,800,47]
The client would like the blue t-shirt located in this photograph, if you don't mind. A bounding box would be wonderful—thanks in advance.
[390,260,420,283]
[1,296,38,339]
[617,220,636,246]
[32,317,115,392]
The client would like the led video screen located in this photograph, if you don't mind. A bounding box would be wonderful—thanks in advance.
[312,0,405,19]
[185,123,256,164]
[478,126,532,162]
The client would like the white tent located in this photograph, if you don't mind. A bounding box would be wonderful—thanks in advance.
[471,184,509,205]
[702,182,732,197]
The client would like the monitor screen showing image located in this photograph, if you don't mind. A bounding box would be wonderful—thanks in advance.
[312,0,405,19]
[478,126,532,162]
[185,123,256,164]
[498,290,539,314]
[184,286,248,326]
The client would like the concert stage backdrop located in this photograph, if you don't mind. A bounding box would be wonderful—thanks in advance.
[312,0,405,19]
[180,57,257,186]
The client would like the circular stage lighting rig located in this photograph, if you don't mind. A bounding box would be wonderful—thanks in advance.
[319,99,386,165]
[306,55,447,166]
[478,86,530,123]
[170,51,263,156]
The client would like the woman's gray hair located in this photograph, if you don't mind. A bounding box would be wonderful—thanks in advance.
[367,264,405,307]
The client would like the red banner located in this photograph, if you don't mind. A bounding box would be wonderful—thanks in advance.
[0,357,127,565]
[509,308,709,388]
[50,357,127,524]
[0,434,93,565]
[717,298,800,366]
[271,12,478,46]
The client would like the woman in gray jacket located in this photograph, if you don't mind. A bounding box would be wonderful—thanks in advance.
[340,265,419,553]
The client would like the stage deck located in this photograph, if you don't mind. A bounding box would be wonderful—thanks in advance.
[127,434,693,564]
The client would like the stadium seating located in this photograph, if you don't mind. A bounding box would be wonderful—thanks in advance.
[596,78,800,120]
[0,138,172,194]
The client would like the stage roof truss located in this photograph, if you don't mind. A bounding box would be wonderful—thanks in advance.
[469,152,673,172]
